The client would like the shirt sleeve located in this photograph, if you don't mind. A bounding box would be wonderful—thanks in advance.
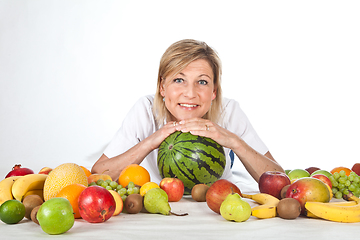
[222,98,269,155]
[103,95,157,159]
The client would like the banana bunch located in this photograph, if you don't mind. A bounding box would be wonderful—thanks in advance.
[0,174,47,204]
[305,192,360,223]
[242,193,280,219]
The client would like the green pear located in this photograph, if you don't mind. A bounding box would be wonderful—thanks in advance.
[220,192,251,222]
[144,188,188,216]
[144,188,171,215]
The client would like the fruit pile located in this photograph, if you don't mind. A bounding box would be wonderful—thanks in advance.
[3,161,360,236]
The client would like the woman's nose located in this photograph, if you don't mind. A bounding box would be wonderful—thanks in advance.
[183,84,197,98]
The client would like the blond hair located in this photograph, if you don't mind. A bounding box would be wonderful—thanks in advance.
[153,39,223,126]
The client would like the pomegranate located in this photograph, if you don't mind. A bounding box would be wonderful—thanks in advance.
[5,164,34,178]
[78,185,115,223]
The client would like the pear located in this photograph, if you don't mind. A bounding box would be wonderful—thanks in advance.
[220,190,251,222]
[144,188,188,216]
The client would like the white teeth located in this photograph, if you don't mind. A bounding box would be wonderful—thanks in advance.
[179,103,197,107]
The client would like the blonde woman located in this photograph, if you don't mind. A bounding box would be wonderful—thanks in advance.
[92,39,284,190]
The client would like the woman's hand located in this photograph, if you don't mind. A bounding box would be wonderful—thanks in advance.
[175,118,239,149]
[147,121,179,150]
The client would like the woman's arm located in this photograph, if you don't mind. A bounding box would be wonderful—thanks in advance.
[91,121,178,181]
[175,118,284,182]
[230,137,284,182]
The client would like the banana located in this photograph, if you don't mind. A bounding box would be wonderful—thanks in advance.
[305,193,360,223]
[242,193,280,219]
[305,200,357,218]
[0,176,22,205]
[11,174,47,202]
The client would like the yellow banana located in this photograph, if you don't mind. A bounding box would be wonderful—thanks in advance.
[305,193,360,223]
[23,189,44,201]
[0,176,22,205]
[242,193,280,219]
[11,174,47,201]
[305,200,357,218]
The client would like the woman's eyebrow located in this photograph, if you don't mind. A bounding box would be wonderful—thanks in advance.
[178,72,211,79]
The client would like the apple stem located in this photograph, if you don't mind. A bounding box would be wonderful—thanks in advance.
[230,187,234,195]
[102,169,110,174]
[169,211,188,216]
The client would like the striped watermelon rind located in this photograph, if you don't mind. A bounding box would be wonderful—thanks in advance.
[157,131,226,194]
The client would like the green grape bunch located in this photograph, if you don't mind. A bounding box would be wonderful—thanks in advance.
[89,179,140,201]
[329,170,360,199]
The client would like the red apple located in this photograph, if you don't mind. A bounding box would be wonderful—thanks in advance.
[286,177,330,215]
[159,177,184,202]
[38,167,52,175]
[78,185,116,223]
[311,174,332,188]
[5,164,34,178]
[205,179,241,214]
[258,171,291,199]
[305,167,321,175]
[351,163,360,176]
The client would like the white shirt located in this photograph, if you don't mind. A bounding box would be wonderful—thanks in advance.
[103,95,268,191]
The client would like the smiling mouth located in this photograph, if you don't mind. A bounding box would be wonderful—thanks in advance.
[179,103,199,108]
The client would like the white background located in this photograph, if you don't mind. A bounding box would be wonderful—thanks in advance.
[1,0,359,179]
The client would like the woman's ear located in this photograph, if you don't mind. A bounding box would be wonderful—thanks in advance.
[211,87,217,101]
[160,77,165,97]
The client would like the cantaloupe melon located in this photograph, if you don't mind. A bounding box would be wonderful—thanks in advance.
[43,163,88,201]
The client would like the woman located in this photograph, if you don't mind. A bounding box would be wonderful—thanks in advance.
[92,39,284,189]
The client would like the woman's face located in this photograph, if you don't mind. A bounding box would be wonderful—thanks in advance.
[160,59,216,122]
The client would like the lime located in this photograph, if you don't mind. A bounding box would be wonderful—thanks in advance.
[0,199,26,224]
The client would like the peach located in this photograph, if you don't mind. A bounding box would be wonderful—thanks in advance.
[87,173,112,185]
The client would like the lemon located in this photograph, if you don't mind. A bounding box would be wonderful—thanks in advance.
[140,182,160,196]
[0,200,26,224]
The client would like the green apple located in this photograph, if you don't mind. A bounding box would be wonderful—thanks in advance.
[285,169,291,175]
[37,197,74,235]
[310,169,332,179]
[287,169,310,181]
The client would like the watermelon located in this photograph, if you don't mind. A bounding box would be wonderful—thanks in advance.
[157,131,226,194]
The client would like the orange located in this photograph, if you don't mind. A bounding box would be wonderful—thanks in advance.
[55,183,87,218]
[80,166,92,177]
[118,164,150,187]
[330,167,352,176]
[43,163,88,201]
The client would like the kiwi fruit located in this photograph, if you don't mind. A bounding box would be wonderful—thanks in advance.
[22,194,44,219]
[280,184,290,199]
[276,198,301,219]
[191,184,210,202]
[124,193,143,214]
[30,205,41,225]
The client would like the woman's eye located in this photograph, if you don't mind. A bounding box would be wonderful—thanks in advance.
[199,80,208,85]
[174,78,184,83]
